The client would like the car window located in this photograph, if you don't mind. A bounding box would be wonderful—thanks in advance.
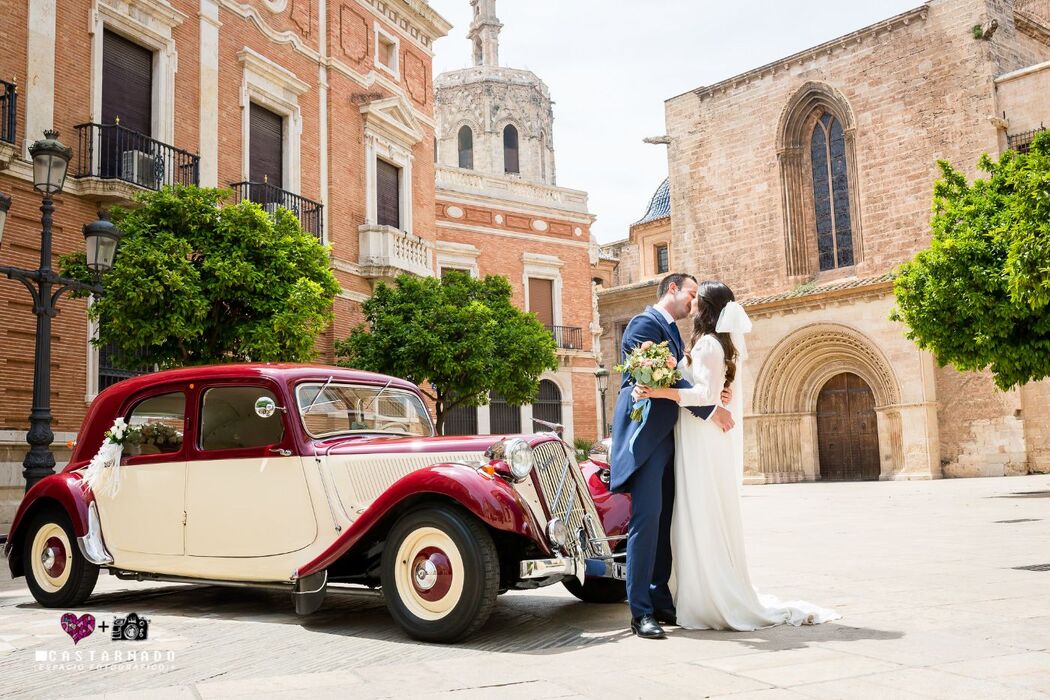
[297,383,434,438]
[125,392,185,456]
[200,386,285,452]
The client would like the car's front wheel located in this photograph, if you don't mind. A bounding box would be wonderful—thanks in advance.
[22,509,99,608]
[381,507,499,643]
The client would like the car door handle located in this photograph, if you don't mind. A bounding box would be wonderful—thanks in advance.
[269,448,292,457]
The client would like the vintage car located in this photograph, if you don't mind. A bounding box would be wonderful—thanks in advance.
[3,365,630,643]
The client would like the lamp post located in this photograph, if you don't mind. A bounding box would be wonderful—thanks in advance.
[594,364,610,440]
[0,129,122,491]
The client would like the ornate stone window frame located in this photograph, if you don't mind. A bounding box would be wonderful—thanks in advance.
[776,82,863,279]
[374,22,401,80]
[435,240,480,278]
[237,48,309,194]
[89,0,188,144]
[361,96,424,233]
[522,252,564,328]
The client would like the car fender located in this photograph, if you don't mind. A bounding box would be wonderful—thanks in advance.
[579,458,630,543]
[295,462,545,578]
[4,472,92,578]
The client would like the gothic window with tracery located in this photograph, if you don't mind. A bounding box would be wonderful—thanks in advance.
[458,125,473,169]
[810,112,854,270]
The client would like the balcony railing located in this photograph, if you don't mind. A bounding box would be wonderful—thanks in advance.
[73,122,200,190]
[1008,124,1046,154]
[547,325,584,350]
[230,181,324,241]
[0,80,16,145]
[358,224,433,279]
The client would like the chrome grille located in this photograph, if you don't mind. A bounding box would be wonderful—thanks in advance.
[532,440,610,558]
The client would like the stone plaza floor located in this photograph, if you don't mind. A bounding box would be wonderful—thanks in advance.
[2,474,1050,699]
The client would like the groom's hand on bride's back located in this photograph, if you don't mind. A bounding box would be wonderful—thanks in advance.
[711,406,734,432]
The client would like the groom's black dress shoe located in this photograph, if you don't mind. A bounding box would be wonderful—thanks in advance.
[654,608,677,626]
[631,614,666,639]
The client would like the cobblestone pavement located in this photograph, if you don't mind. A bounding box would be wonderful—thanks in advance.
[3,475,1050,699]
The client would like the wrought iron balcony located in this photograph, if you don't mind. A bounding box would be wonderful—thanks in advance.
[547,325,584,351]
[0,80,16,145]
[1008,124,1046,154]
[229,181,324,241]
[73,122,200,191]
[358,224,433,280]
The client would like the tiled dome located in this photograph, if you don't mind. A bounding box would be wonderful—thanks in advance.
[634,177,670,225]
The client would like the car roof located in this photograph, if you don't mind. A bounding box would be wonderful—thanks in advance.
[95,363,421,399]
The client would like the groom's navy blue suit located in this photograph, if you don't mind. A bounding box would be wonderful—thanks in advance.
[610,306,714,618]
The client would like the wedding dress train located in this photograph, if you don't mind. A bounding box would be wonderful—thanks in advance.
[671,333,840,631]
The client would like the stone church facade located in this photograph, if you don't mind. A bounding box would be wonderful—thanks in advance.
[599,0,1050,482]
[434,0,602,444]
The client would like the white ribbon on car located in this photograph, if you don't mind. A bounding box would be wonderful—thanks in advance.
[715,300,753,360]
[80,419,127,498]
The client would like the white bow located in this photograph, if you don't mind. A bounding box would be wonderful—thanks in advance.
[716,301,752,359]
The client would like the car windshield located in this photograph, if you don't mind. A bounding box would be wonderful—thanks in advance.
[296,382,434,439]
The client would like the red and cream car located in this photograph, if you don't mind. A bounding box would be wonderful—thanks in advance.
[3,365,630,642]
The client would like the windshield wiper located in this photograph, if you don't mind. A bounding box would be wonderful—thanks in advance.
[303,376,334,416]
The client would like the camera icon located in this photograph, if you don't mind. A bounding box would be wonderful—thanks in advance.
[111,613,149,641]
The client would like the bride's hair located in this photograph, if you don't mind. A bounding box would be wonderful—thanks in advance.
[686,281,738,386]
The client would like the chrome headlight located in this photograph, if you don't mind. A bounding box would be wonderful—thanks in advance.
[504,438,535,482]
[546,517,569,550]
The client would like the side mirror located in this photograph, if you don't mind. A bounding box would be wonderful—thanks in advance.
[254,396,284,419]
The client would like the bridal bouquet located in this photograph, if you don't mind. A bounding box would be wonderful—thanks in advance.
[80,418,132,498]
[616,340,682,421]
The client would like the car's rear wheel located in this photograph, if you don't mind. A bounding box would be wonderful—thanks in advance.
[381,507,499,643]
[23,509,99,608]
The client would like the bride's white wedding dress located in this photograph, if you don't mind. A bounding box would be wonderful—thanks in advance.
[671,333,840,631]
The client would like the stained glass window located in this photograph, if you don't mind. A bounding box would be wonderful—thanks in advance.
[810,113,854,271]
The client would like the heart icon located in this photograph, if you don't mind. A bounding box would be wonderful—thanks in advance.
[60,613,96,645]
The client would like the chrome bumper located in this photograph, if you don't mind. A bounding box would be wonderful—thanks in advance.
[519,556,626,582]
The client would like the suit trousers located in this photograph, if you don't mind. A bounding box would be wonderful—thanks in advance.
[625,445,676,618]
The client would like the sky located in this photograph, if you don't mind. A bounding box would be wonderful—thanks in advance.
[428,0,921,243]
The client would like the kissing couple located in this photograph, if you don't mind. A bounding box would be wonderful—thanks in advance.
[609,273,840,639]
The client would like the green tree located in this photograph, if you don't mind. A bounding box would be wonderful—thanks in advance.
[892,131,1050,390]
[336,271,558,434]
[61,185,339,367]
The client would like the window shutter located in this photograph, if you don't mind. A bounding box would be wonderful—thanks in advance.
[529,278,554,327]
[102,30,153,135]
[376,159,401,228]
[249,103,284,189]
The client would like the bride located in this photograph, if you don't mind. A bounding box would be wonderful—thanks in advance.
[635,281,840,631]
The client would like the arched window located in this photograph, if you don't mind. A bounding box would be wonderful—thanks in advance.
[457,125,473,169]
[810,113,854,270]
[503,124,519,174]
[532,380,562,428]
[539,130,547,181]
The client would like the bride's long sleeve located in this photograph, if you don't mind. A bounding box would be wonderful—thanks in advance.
[676,336,724,407]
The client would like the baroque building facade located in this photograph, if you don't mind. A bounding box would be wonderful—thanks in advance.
[434,0,602,443]
[0,0,451,523]
[599,0,1050,483]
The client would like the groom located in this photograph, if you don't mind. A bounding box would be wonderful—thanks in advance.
[610,272,734,639]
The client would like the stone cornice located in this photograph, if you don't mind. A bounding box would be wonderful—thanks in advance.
[436,166,591,217]
[995,58,1050,84]
[677,5,929,102]
[743,274,895,315]
[1015,9,1050,46]
[358,0,452,52]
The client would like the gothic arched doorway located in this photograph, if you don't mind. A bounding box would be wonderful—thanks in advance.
[816,372,880,481]
[532,379,562,427]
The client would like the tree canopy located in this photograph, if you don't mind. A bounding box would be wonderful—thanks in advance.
[336,271,558,434]
[892,131,1050,390]
[61,185,339,367]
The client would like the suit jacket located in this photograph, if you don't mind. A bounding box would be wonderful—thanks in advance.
[609,306,714,492]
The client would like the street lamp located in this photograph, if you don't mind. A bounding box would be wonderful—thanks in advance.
[0,129,120,491]
[594,364,610,440]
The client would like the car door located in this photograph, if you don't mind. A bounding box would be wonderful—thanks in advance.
[94,388,187,558]
[184,381,318,559]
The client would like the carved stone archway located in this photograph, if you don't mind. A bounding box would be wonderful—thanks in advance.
[751,323,904,481]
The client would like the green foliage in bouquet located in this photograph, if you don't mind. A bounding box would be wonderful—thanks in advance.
[616,340,682,420]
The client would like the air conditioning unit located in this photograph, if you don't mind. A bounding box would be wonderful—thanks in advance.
[121,150,161,189]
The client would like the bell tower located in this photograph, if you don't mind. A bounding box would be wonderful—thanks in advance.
[468,0,502,67]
